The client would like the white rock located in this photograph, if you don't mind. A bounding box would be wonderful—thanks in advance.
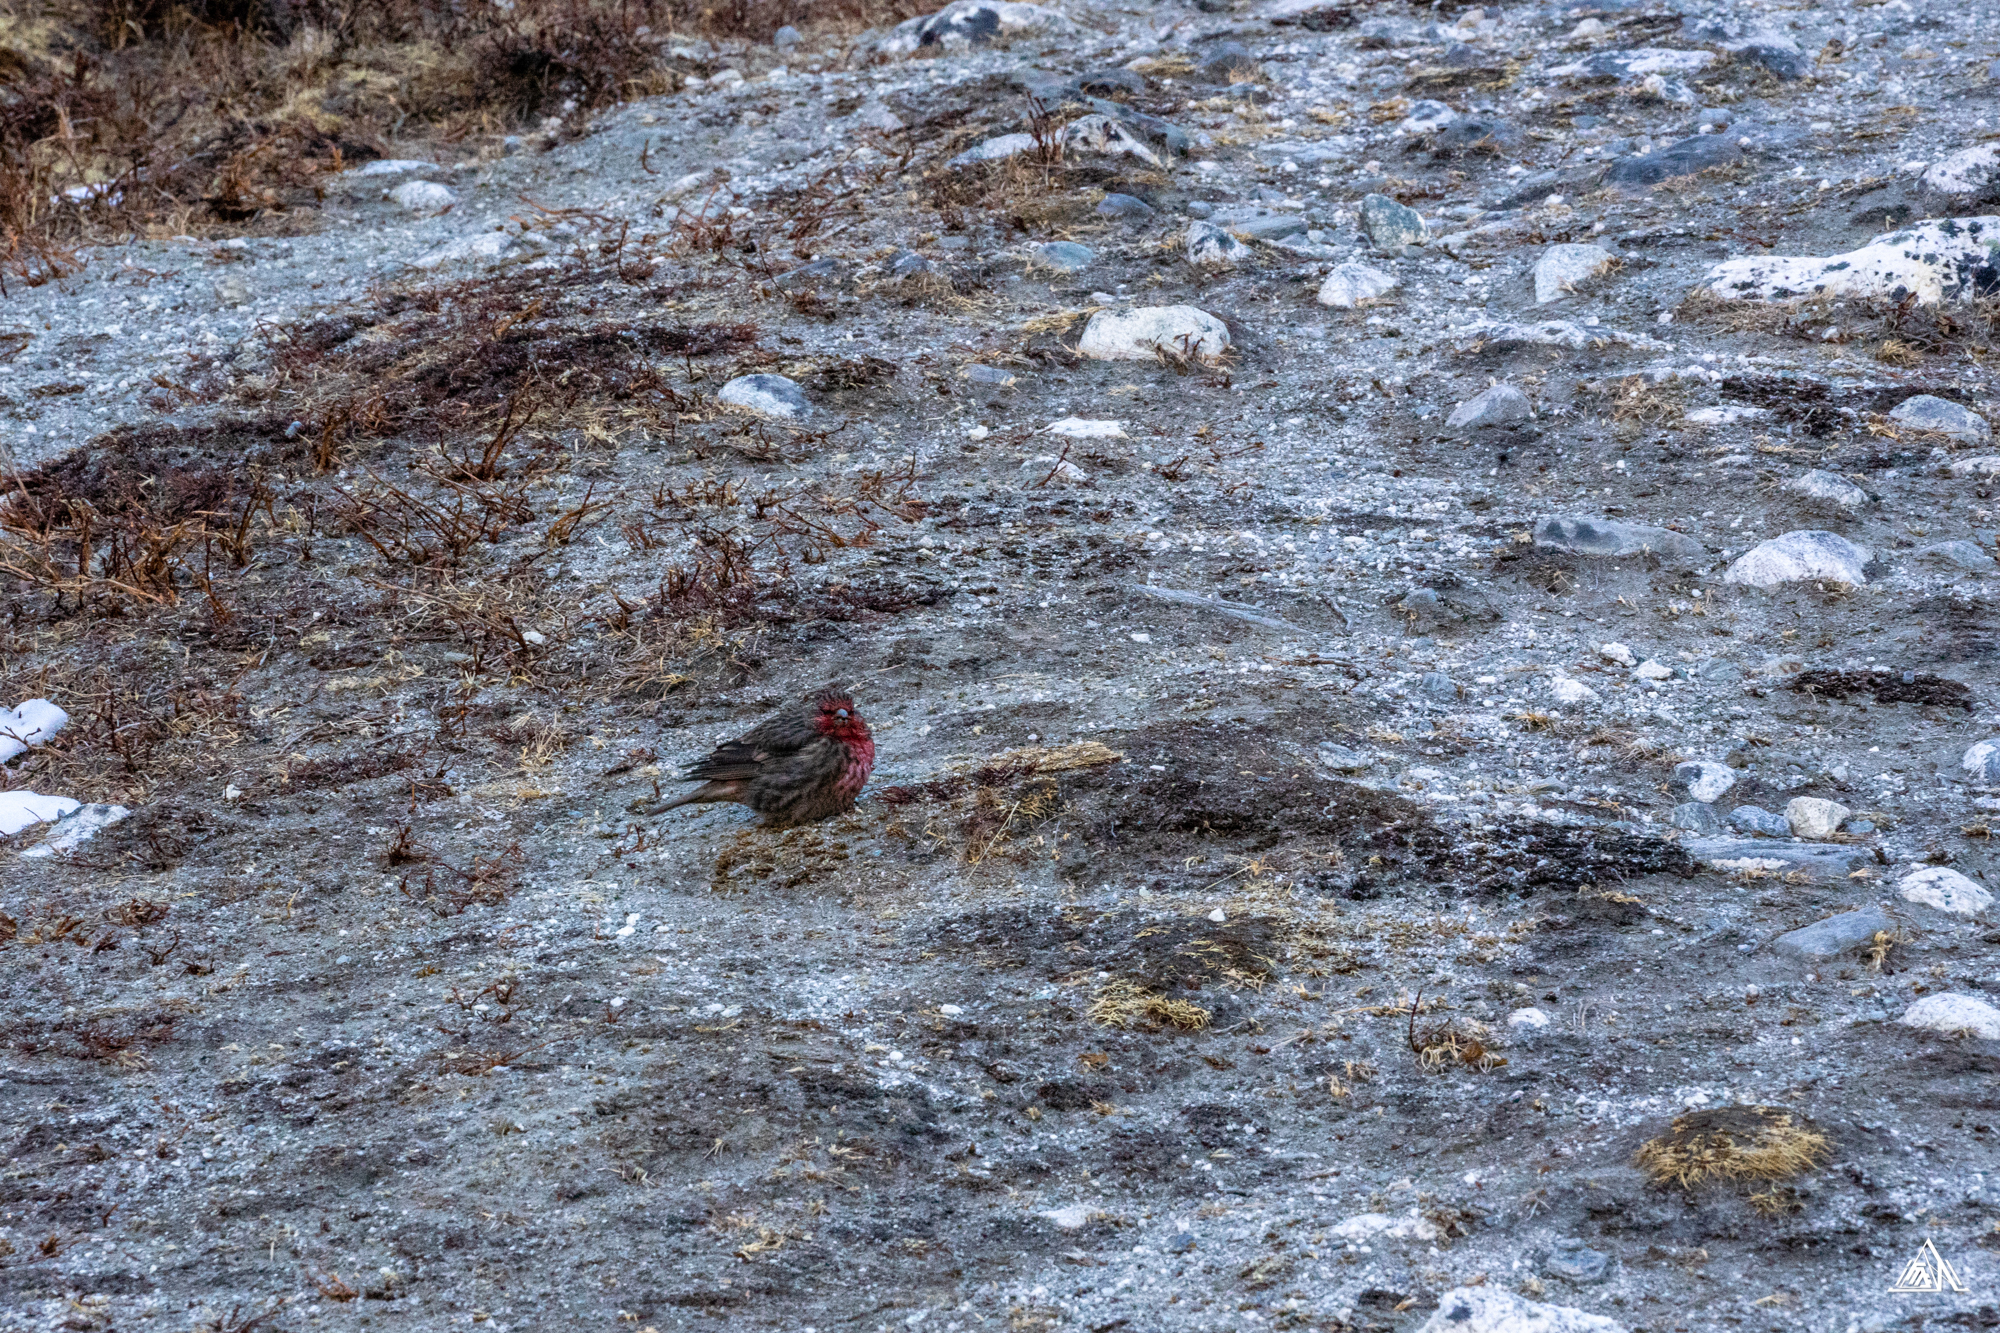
[1448,318,1668,352]
[1922,144,2000,197]
[1022,454,1086,483]
[1599,643,1637,667]
[1949,456,2000,476]
[1330,1212,1440,1241]
[1418,1287,1628,1333]
[1722,530,1871,588]
[1396,99,1458,134]
[1078,306,1230,363]
[390,180,457,212]
[1039,1204,1096,1230]
[1064,115,1163,167]
[947,133,1037,167]
[1890,394,1991,444]
[355,158,432,177]
[852,101,905,132]
[1785,796,1850,839]
[1446,384,1531,430]
[0,791,80,837]
[881,1,1076,55]
[717,373,813,419]
[1508,1007,1550,1028]
[1316,262,1398,309]
[1633,659,1673,680]
[1685,405,1770,426]
[1785,469,1870,511]
[1206,907,1227,923]
[0,699,68,764]
[1899,867,1994,917]
[1700,217,2000,306]
[938,1004,965,1016]
[21,803,131,859]
[1674,760,1736,805]
[1549,676,1599,705]
[1901,993,2000,1040]
[1044,418,1126,438]
[1185,221,1251,268]
[1533,242,1616,305]
[1964,739,2000,782]
[412,230,550,271]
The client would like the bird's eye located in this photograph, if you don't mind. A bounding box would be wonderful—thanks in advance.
[836,708,849,719]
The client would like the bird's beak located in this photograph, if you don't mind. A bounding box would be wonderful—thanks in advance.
[836,708,850,719]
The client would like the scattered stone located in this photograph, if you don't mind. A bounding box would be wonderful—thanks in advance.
[1900,993,2000,1039]
[1551,48,1716,81]
[1899,866,1994,916]
[1534,517,1705,562]
[1671,802,1724,835]
[1038,1203,1096,1229]
[947,133,1038,167]
[1785,796,1851,839]
[1360,193,1426,256]
[1889,394,1991,443]
[1608,134,1741,189]
[1317,743,1371,774]
[1095,193,1156,221]
[717,374,812,420]
[1185,221,1251,268]
[1921,143,2000,204]
[412,230,550,271]
[1446,384,1531,430]
[1417,1287,1627,1333]
[390,180,457,212]
[1784,470,1871,512]
[1316,262,1397,309]
[1722,531,1871,588]
[1549,677,1599,705]
[1078,306,1229,362]
[1917,541,1998,573]
[1044,417,1125,438]
[1027,241,1094,272]
[1729,805,1791,837]
[881,1,1075,55]
[1533,243,1616,305]
[1397,99,1458,134]
[1700,218,2000,306]
[1330,1212,1439,1241]
[1673,761,1736,805]
[1600,643,1638,667]
[1633,660,1673,681]
[1448,319,1670,352]
[1508,1007,1550,1029]
[1684,837,1875,876]
[1771,906,1897,961]
[1544,1237,1613,1285]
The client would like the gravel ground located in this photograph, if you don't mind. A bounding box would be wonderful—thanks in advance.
[3,2,2000,1332]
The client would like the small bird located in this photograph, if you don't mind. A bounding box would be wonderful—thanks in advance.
[634,687,875,828]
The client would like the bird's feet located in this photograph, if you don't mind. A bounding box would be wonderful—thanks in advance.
[627,798,669,816]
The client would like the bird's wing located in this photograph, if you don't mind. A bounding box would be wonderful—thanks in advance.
[679,740,773,783]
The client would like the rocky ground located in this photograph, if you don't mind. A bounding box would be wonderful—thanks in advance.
[3,0,2000,1330]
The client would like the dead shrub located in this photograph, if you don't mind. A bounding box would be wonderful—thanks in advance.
[1635,1106,1829,1190]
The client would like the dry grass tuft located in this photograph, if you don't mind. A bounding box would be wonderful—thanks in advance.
[1087,979,1211,1032]
[1635,1106,1829,1190]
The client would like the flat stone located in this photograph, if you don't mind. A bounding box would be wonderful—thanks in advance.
[1317,743,1372,774]
[1028,241,1095,272]
[1785,796,1851,839]
[1209,206,1308,241]
[717,374,812,419]
[20,802,129,859]
[1447,384,1531,430]
[1185,221,1251,268]
[1922,144,2000,200]
[1723,530,1871,588]
[391,180,457,211]
[1608,134,1741,189]
[1673,761,1737,805]
[1418,1287,1627,1333]
[1534,517,1706,562]
[1633,659,1673,681]
[1360,192,1426,255]
[948,133,1036,167]
[1890,394,1992,443]
[1684,837,1875,876]
[1899,867,1994,917]
[1917,541,1998,573]
[1701,217,2000,306]
[1549,677,1599,705]
[1785,470,1871,511]
[1771,906,1897,961]
[1901,993,2000,1039]
[1534,243,1617,305]
[1079,306,1229,362]
[1544,1238,1613,1285]
[1317,262,1397,309]
[1095,192,1156,221]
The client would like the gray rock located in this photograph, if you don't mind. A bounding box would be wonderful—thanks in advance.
[1200,42,1258,82]
[390,180,457,212]
[948,133,1036,167]
[1419,671,1458,701]
[1608,135,1742,189]
[1533,243,1616,305]
[1902,993,2000,1039]
[1360,193,1426,255]
[880,1,1075,55]
[1898,866,1994,917]
[1771,906,1897,961]
[1533,517,1706,563]
[1446,384,1531,431]
[1317,743,1372,774]
[1184,201,1214,219]
[717,374,812,420]
[1418,1287,1627,1333]
[1672,761,1736,805]
[1917,540,1999,573]
[772,24,801,47]
[1961,739,2000,782]
[1921,144,2000,205]
[1208,206,1307,242]
[1683,837,1876,876]
[1723,530,1871,588]
[1890,394,1991,443]
[1671,802,1724,835]
[1028,241,1095,273]
[1316,262,1397,309]
[1785,796,1850,839]
[1096,192,1155,221]
[1185,221,1251,268]
[1785,470,1871,512]
[1078,305,1229,362]
[1729,805,1792,837]
[1544,1237,1613,1285]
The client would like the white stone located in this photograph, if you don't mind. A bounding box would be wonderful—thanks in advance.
[1964,739,2000,782]
[412,230,550,271]
[1185,222,1251,269]
[1316,262,1398,309]
[1923,144,2000,197]
[717,373,812,419]
[1675,761,1736,805]
[1064,115,1163,167]
[1700,217,2000,306]
[1785,469,1870,511]
[1785,796,1850,839]
[947,133,1037,167]
[1044,418,1126,438]
[1078,306,1231,363]
[1417,1286,1628,1333]
[355,158,432,177]
[1447,384,1531,430]
[1599,642,1637,667]
[1632,659,1673,680]
[1206,907,1227,923]
[938,1004,965,1016]
[1549,677,1599,705]
[1685,405,1770,426]
[1949,456,2000,476]
[0,699,67,764]
[1022,454,1086,483]
[1890,394,1991,444]
[390,180,457,212]
[1899,867,1994,917]
[1039,1204,1096,1229]
[881,1,1076,55]
[1901,993,2000,1040]
[1508,1007,1550,1028]
[1533,243,1616,305]
[1330,1212,1440,1241]
[1723,530,1871,588]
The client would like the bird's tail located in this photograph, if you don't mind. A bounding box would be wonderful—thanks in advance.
[628,780,742,816]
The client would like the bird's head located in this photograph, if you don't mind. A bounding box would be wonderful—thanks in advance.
[811,689,870,743]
